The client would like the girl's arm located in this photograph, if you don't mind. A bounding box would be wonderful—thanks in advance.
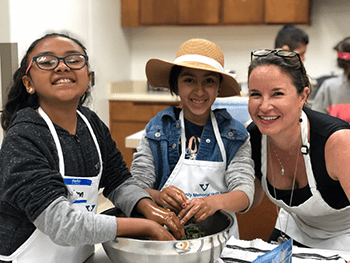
[131,133,157,190]
[116,217,176,241]
[250,177,265,209]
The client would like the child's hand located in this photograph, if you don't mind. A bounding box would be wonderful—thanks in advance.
[145,220,178,241]
[137,198,185,240]
[116,217,177,241]
[177,197,216,225]
[156,186,188,212]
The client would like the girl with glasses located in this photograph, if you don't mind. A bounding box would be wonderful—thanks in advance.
[247,49,350,251]
[0,33,184,263]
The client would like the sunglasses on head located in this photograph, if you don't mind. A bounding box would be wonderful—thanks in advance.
[251,49,306,86]
[251,49,301,62]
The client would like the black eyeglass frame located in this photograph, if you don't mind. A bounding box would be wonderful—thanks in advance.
[26,53,89,74]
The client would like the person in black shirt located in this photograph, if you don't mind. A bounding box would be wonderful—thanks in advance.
[247,49,350,251]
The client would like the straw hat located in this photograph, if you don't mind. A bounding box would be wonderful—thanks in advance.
[146,39,240,97]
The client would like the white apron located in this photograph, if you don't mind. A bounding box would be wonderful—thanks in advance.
[261,110,350,250]
[161,110,239,238]
[0,107,103,263]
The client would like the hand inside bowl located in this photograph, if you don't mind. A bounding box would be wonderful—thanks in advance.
[137,198,186,240]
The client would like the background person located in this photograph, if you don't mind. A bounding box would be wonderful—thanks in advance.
[275,25,309,62]
[247,49,350,250]
[312,36,350,123]
[0,32,184,263]
[131,38,255,238]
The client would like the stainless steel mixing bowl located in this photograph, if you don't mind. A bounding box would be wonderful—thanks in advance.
[101,207,233,263]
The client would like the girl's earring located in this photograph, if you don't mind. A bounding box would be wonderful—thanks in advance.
[218,89,220,94]
[88,84,91,88]
[29,88,34,94]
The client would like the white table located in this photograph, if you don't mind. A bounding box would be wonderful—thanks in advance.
[84,247,112,263]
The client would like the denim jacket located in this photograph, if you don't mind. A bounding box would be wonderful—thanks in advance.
[142,106,250,190]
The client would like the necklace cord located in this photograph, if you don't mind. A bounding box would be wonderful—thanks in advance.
[267,137,302,241]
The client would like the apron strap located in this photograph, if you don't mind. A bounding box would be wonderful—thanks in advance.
[38,107,103,177]
[38,107,65,175]
[77,110,103,176]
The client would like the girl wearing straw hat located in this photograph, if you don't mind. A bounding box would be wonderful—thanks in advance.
[131,39,255,238]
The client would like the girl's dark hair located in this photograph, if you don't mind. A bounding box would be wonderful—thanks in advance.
[334,36,350,70]
[1,32,91,131]
[169,65,183,95]
[248,54,311,97]
[168,65,224,96]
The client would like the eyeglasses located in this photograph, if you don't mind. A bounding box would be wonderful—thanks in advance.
[25,54,88,75]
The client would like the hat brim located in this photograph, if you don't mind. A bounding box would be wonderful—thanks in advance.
[146,59,240,97]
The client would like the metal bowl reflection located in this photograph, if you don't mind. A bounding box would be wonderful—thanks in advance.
[101,207,233,263]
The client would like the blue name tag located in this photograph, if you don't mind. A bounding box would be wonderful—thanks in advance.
[64,178,92,186]
[73,200,88,204]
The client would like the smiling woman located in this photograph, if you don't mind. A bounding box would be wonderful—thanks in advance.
[247,49,350,251]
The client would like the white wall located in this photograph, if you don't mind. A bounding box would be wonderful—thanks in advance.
[129,0,350,84]
[0,0,11,142]
[0,0,11,43]
[6,0,130,125]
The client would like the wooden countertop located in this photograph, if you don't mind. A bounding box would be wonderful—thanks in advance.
[125,130,145,149]
[108,91,180,102]
[108,80,180,102]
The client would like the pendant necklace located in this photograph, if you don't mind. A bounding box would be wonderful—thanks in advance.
[270,141,296,176]
[268,137,302,245]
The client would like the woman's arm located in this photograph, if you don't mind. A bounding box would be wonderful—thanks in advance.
[324,129,350,201]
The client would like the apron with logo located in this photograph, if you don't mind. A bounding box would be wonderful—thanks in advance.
[161,110,239,238]
[0,107,102,263]
[261,110,350,250]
